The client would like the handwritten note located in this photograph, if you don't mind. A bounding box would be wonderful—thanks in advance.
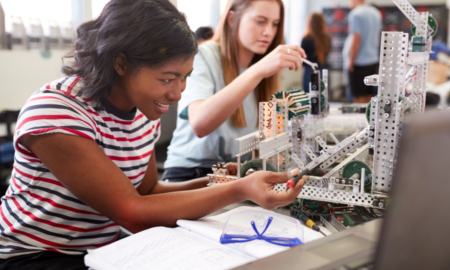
[260,102,276,139]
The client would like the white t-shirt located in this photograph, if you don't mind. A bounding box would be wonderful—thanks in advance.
[164,41,258,169]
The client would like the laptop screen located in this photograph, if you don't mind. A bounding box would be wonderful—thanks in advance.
[374,110,450,270]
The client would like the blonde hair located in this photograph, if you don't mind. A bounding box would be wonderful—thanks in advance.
[213,0,285,128]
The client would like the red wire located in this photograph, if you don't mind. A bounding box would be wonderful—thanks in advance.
[305,202,327,208]
[405,72,417,96]
[419,92,425,111]
[404,90,425,112]
[406,72,417,81]
[330,209,347,222]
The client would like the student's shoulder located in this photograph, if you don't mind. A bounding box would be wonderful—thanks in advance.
[302,35,314,44]
[193,41,223,75]
[23,76,94,116]
[353,5,377,17]
[32,76,87,103]
[198,40,219,54]
[197,41,221,61]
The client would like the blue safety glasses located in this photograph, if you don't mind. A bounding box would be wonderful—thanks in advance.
[220,211,303,247]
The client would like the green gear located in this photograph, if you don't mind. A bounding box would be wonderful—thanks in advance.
[270,89,310,119]
[411,15,438,37]
[320,94,326,112]
[342,161,372,191]
[320,80,325,93]
[366,97,410,124]
[240,159,276,177]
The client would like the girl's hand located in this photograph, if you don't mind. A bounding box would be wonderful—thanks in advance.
[253,45,307,79]
[237,169,306,209]
[224,162,238,175]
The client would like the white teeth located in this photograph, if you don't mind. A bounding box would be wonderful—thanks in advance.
[155,101,169,107]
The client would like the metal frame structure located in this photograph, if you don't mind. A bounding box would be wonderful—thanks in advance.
[208,0,432,209]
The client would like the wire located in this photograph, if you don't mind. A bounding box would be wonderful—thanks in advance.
[405,72,417,82]
[330,209,344,221]
[404,71,417,97]
[419,92,425,111]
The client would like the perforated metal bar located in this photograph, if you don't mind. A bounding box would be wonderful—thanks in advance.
[319,127,370,170]
[298,185,376,208]
[302,144,317,162]
[259,102,276,140]
[371,31,408,193]
[315,136,331,154]
[409,14,430,113]
[322,144,369,182]
[392,0,432,36]
[322,69,329,115]
[259,132,292,159]
[291,153,305,170]
[406,52,429,65]
[235,131,259,157]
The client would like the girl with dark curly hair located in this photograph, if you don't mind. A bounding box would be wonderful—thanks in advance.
[0,0,305,268]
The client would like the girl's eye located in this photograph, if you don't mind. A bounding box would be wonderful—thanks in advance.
[273,23,279,27]
[257,21,265,25]
[163,79,173,83]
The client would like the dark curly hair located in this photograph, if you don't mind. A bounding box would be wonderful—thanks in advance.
[62,0,198,105]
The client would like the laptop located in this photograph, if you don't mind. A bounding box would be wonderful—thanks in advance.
[373,109,450,270]
[233,110,450,270]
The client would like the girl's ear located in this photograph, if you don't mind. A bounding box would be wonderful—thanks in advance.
[113,53,127,76]
[226,10,235,28]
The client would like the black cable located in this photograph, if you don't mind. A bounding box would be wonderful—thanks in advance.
[369,208,378,218]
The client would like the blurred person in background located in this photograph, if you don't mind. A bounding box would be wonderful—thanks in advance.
[195,26,214,45]
[343,0,381,103]
[301,13,331,92]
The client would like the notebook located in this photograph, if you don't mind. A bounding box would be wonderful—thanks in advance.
[84,206,324,270]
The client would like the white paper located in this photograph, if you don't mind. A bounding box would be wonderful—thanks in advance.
[84,227,254,270]
[177,206,324,259]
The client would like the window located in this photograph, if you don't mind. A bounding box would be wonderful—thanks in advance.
[0,0,72,34]
[92,0,110,19]
[177,0,212,32]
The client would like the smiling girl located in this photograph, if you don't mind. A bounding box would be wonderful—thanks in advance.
[163,0,306,182]
[0,0,305,269]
